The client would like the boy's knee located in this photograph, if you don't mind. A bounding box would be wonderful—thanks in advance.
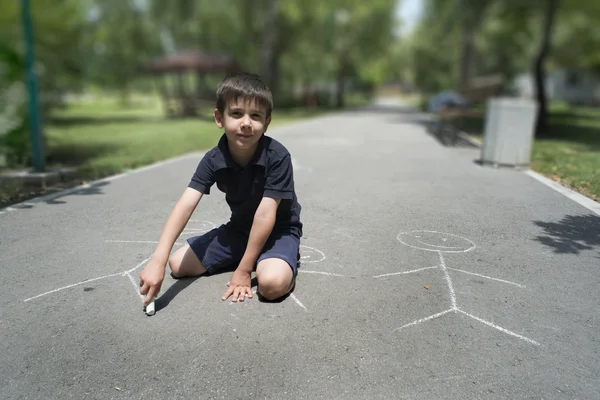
[167,245,207,278]
[167,255,181,277]
[257,274,292,301]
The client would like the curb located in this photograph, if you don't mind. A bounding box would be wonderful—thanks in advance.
[0,151,206,215]
[458,129,599,214]
[525,170,600,216]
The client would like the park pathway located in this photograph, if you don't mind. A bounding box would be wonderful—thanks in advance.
[1,99,599,399]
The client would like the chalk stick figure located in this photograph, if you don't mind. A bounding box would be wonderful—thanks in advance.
[374,230,539,346]
[23,215,334,314]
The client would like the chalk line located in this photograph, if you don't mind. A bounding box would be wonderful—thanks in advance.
[125,255,153,274]
[389,230,538,345]
[397,230,476,253]
[395,309,454,331]
[106,240,161,244]
[125,272,144,301]
[415,240,464,250]
[23,272,123,302]
[456,309,540,346]
[299,270,345,277]
[373,265,438,278]
[23,256,152,302]
[290,293,307,311]
[105,240,184,246]
[447,267,525,288]
[438,251,457,309]
[299,245,326,263]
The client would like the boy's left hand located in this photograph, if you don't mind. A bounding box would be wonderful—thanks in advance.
[222,269,253,302]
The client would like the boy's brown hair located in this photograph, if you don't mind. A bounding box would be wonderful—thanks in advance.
[216,72,273,118]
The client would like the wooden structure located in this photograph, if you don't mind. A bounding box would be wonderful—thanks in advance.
[141,49,239,117]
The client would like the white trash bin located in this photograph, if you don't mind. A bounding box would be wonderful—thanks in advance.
[480,97,539,168]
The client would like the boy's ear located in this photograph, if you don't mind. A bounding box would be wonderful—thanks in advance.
[213,109,224,129]
[263,115,272,132]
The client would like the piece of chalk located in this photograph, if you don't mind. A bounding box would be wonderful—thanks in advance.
[144,300,155,316]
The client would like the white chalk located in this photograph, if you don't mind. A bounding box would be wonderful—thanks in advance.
[144,299,156,316]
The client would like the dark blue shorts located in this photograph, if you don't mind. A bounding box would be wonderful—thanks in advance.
[186,223,301,276]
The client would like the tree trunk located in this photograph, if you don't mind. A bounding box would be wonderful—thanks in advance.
[534,0,559,136]
[260,0,279,94]
[458,0,492,89]
[335,54,348,108]
[459,23,477,89]
[336,75,345,108]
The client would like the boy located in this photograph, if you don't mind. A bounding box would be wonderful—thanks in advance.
[139,72,302,307]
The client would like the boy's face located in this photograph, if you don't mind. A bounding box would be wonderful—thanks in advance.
[214,98,271,153]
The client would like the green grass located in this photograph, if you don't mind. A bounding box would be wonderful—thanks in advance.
[44,96,327,180]
[453,103,600,202]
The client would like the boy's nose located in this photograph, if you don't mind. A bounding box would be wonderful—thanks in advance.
[241,114,251,127]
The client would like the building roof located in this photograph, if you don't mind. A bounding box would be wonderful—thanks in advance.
[141,49,239,74]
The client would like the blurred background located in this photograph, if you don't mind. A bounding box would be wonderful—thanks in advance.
[0,0,598,205]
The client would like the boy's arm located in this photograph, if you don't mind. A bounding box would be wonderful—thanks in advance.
[153,150,214,264]
[238,152,295,270]
[151,187,203,265]
[237,196,281,272]
[221,196,280,301]
[139,187,202,305]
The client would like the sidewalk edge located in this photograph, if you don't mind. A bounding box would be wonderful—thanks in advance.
[525,170,600,216]
[0,151,205,215]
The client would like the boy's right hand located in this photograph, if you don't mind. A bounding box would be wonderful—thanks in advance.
[139,257,166,306]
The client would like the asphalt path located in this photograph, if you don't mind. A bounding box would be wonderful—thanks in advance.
[1,99,599,399]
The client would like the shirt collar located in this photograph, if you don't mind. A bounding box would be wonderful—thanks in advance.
[213,133,268,170]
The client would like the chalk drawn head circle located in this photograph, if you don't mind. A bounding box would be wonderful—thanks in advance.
[184,220,216,234]
[299,245,325,263]
[397,230,475,253]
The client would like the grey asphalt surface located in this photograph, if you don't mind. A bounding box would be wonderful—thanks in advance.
[1,99,599,399]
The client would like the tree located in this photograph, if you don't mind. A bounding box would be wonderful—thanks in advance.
[260,0,280,93]
[84,0,162,104]
[533,0,560,135]
[458,0,495,88]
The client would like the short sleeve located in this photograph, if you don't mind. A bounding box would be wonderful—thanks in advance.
[188,154,215,194]
[263,154,294,199]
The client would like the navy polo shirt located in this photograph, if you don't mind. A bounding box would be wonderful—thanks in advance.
[188,133,302,236]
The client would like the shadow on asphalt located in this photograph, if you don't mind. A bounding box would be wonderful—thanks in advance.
[533,213,600,255]
[44,181,111,205]
[0,180,111,211]
[155,274,207,313]
[155,271,296,313]
[356,103,481,149]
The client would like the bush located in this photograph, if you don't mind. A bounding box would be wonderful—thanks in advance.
[0,45,29,168]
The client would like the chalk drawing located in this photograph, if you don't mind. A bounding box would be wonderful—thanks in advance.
[298,245,326,263]
[24,255,152,303]
[182,220,217,234]
[376,230,539,346]
[298,244,345,278]
[397,230,476,253]
[25,226,336,314]
[225,244,342,311]
[20,220,216,305]
[290,293,307,310]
